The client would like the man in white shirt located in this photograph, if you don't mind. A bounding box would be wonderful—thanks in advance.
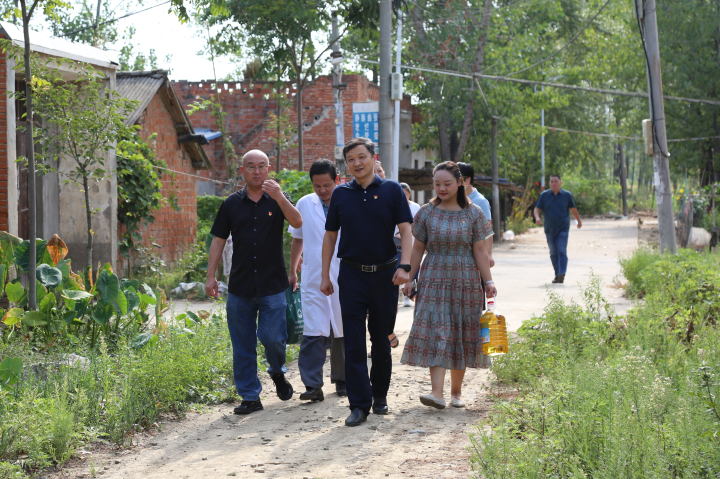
[457,162,494,268]
[398,183,421,307]
[289,160,345,401]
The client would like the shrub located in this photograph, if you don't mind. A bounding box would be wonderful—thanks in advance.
[562,171,621,215]
[617,245,661,296]
[197,195,226,233]
[473,251,720,478]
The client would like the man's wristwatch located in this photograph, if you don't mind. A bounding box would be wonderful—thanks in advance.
[398,264,411,272]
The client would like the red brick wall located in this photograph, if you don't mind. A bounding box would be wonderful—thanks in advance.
[117,93,198,275]
[0,43,8,232]
[172,74,385,179]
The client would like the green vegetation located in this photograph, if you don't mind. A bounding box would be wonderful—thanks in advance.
[473,249,720,478]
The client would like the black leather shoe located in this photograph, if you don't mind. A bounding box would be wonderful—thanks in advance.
[270,373,294,401]
[299,387,324,402]
[335,381,347,397]
[345,408,368,427]
[552,274,565,284]
[372,398,389,415]
[234,400,263,415]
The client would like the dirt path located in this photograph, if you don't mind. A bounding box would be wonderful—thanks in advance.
[58,219,637,479]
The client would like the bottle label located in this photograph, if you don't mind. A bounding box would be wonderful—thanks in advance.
[481,327,490,344]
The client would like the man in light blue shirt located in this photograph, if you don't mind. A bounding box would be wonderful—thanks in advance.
[457,162,494,268]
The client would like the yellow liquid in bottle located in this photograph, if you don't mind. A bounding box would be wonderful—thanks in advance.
[483,312,508,356]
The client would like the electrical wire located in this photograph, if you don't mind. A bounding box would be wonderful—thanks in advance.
[502,0,612,78]
[59,0,171,38]
[545,126,720,143]
[357,58,720,106]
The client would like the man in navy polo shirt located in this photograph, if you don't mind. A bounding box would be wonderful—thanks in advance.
[320,137,413,427]
[534,174,582,284]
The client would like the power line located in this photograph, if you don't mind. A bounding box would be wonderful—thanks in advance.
[357,58,720,107]
[502,0,612,78]
[546,125,720,143]
[59,1,171,38]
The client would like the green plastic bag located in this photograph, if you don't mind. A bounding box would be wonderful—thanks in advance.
[285,285,303,345]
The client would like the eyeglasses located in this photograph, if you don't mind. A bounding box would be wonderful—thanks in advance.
[244,165,268,172]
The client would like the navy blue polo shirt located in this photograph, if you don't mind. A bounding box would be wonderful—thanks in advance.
[535,188,577,236]
[326,175,413,264]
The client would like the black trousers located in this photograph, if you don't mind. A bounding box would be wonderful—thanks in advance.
[338,262,398,414]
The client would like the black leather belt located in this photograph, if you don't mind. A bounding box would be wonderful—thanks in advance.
[341,257,398,273]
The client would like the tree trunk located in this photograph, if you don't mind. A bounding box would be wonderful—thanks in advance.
[453,0,493,164]
[276,79,282,172]
[21,0,36,310]
[296,85,303,171]
[83,173,94,271]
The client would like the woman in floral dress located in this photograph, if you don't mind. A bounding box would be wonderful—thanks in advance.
[400,161,497,409]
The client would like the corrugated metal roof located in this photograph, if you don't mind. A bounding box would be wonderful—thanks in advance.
[0,21,118,69]
[116,70,167,125]
[194,127,222,141]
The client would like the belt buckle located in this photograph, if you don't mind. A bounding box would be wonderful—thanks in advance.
[361,264,375,273]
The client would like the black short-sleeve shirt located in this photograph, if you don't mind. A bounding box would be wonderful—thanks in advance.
[326,175,413,264]
[210,188,293,298]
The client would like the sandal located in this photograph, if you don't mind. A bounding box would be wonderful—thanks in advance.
[389,333,399,348]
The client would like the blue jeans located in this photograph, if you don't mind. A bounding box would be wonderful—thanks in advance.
[546,230,569,276]
[226,291,288,401]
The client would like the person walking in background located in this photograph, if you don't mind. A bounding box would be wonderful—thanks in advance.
[457,162,494,268]
[533,174,582,284]
[206,150,303,415]
[321,137,413,427]
[398,183,421,309]
[288,160,346,402]
[401,161,496,409]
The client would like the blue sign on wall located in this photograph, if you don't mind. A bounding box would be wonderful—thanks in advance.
[352,102,379,155]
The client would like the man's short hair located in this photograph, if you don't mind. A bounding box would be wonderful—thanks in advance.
[343,137,375,159]
[400,182,412,192]
[550,174,562,180]
[457,162,475,185]
[309,159,338,181]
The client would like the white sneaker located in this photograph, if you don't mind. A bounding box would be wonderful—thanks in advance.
[419,393,446,409]
[403,297,412,307]
[451,397,466,408]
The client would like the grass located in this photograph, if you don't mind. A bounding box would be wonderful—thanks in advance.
[0,311,235,473]
[472,249,720,478]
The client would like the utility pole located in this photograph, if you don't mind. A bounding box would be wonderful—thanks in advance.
[540,87,545,189]
[640,0,676,253]
[491,117,501,242]
[392,10,403,181]
[331,12,346,176]
[379,0,393,178]
[617,116,628,216]
[93,0,102,46]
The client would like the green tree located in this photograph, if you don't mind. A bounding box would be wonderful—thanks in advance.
[29,57,138,271]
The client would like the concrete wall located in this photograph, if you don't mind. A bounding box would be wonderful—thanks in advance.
[0,44,14,235]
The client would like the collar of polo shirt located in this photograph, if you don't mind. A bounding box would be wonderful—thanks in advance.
[348,174,383,189]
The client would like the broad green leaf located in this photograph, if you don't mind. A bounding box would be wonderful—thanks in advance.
[39,292,56,315]
[2,308,24,326]
[141,283,156,300]
[186,311,201,324]
[120,278,140,292]
[61,290,94,300]
[126,290,140,312]
[56,258,71,280]
[13,239,48,272]
[36,264,63,288]
[113,290,127,316]
[5,282,24,303]
[35,281,47,304]
[205,233,214,254]
[0,232,21,265]
[22,311,47,327]
[0,357,22,387]
[96,270,119,306]
[63,310,79,324]
[0,263,7,298]
[131,332,159,349]
[92,304,114,325]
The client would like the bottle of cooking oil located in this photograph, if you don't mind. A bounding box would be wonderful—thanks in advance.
[482,297,508,356]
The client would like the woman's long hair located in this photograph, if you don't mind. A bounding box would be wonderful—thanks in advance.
[430,161,469,209]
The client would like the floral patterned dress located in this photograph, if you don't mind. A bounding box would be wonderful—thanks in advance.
[400,202,493,370]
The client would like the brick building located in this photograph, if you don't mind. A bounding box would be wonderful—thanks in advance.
[172,74,413,194]
[116,70,212,274]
